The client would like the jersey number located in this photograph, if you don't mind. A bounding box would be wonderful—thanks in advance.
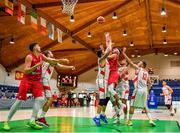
[142,73,148,81]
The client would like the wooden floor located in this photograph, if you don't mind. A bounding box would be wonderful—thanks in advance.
[0,104,180,132]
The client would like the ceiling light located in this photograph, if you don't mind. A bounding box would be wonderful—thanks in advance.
[174,52,178,55]
[162,26,167,33]
[163,39,167,44]
[112,12,118,20]
[137,54,141,58]
[87,31,92,38]
[131,54,135,58]
[10,37,14,44]
[130,41,134,47]
[70,15,75,23]
[123,30,127,36]
[164,53,168,56]
[161,7,166,16]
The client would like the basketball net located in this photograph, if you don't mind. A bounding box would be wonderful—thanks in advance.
[61,0,78,16]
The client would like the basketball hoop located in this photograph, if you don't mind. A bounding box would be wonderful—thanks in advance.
[61,0,78,16]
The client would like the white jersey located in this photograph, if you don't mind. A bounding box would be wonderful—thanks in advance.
[117,66,129,89]
[96,59,110,99]
[97,59,110,81]
[137,68,149,91]
[41,62,54,81]
[133,69,139,89]
[162,85,172,105]
[162,85,171,96]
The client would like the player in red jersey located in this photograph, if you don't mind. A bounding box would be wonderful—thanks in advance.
[107,48,127,123]
[3,42,69,131]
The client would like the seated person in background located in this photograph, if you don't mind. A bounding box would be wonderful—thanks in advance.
[60,95,67,107]
[73,98,80,106]
[52,92,58,107]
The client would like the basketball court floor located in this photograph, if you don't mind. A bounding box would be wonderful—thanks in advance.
[0,104,180,132]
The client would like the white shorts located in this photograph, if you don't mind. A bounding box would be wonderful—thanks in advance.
[165,95,172,105]
[41,78,52,98]
[96,78,108,99]
[117,83,129,100]
[108,83,117,96]
[41,78,49,87]
[131,89,148,108]
[43,89,52,98]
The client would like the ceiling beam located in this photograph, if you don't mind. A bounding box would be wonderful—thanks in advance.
[30,0,107,8]
[168,0,180,5]
[144,0,153,48]
[71,0,132,35]
[76,61,97,75]
[115,43,180,50]
[52,48,88,53]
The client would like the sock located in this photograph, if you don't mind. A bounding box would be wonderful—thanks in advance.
[40,111,47,118]
[7,99,22,121]
[129,113,133,120]
[30,97,45,122]
[96,113,100,118]
[124,114,127,120]
[113,106,119,116]
[146,112,152,120]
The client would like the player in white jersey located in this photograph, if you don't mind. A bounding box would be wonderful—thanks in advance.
[122,48,156,127]
[93,33,112,127]
[161,81,176,116]
[116,59,129,122]
[37,51,75,127]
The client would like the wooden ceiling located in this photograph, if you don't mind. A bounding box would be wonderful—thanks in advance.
[0,0,180,75]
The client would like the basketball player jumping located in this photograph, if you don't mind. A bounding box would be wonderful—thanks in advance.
[3,42,69,131]
[116,59,129,123]
[37,50,75,127]
[107,48,127,124]
[93,32,112,127]
[122,48,156,127]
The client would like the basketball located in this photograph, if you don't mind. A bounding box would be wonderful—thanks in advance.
[97,16,105,24]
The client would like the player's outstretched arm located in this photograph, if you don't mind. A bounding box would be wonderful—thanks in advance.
[56,63,75,70]
[122,48,139,69]
[99,32,112,63]
[43,55,69,65]
[24,55,43,74]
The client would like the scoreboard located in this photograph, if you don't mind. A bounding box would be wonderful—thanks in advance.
[57,75,78,88]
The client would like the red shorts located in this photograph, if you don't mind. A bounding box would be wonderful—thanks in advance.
[17,78,43,100]
[108,70,119,85]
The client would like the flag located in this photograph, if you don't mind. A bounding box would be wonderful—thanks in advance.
[40,17,47,35]
[4,0,13,15]
[30,11,38,29]
[4,0,13,10]
[48,23,54,40]
[57,28,63,43]
[17,2,26,24]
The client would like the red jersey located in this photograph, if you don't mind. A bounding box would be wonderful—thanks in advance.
[108,54,119,71]
[23,53,44,81]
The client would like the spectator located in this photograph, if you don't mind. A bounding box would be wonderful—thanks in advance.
[87,94,91,107]
[53,92,58,107]
[67,91,73,108]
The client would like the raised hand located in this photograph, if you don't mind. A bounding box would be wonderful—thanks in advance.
[71,66,76,70]
[122,47,126,53]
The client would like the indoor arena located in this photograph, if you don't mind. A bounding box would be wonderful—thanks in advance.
[0,0,180,132]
